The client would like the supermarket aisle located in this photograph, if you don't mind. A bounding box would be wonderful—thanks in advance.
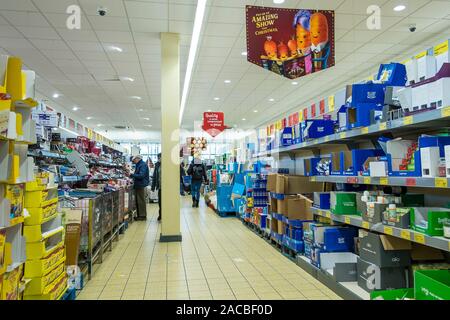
[77,197,341,300]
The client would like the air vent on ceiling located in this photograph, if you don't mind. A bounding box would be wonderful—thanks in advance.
[91,74,121,82]
[114,125,129,130]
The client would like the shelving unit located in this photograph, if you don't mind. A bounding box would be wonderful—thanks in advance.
[311,176,450,189]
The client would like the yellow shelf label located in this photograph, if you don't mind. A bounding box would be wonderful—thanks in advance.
[380,177,388,185]
[414,233,426,244]
[435,177,448,188]
[363,177,371,184]
[434,40,449,56]
[400,230,411,240]
[415,50,427,59]
[362,221,370,229]
[340,132,346,139]
[326,212,331,219]
[361,127,369,134]
[442,106,450,118]
[311,176,316,182]
[403,116,413,125]
[344,217,351,224]
[379,122,387,131]
[384,226,393,235]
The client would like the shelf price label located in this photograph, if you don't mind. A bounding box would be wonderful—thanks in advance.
[442,106,450,118]
[435,177,448,188]
[361,127,369,134]
[326,212,331,219]
[344,216,351,224]
[325,136,330,142]
[340,132,347,139]
[400,230,411,240]
[380,177,389,185]
[384,226,393,235]
[363,177,371,184]
[311,176,316,182]
[403,116,413,125]
[347,177,358,184]
[362,221,370,229]
[406,178,416,186]
[414,233,426,244]
[379,122,387,131]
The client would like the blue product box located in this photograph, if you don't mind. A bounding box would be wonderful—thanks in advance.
[311,247,324,267]
[418,136,450,156]
[312,225,357,252]
[281,127,293,147]
[301,120,335,140]
[303,157,323,176]
[289,239,304,253]
[314,192,330,209]
[343,149,386,176]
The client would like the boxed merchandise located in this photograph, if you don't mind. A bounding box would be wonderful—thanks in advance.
[362,202,388,224]
[434,40,450,72]
[333,262,358,282]
[410,207,450,236]
[416,52,436,82]
[23,272,67,300]
[330,192,357,215]
[0,229,5,273]
[370,288,414,300]
[312,225,357,252]
[286,195,313,221]
[24,244,64,278]
[331,151,352,175]
[270,197,277,213]
[405,59,418,85]
[64,209,82,266]
[318,251,358,278]
[386,138,421,177]
[275,174,323,194]
[303,240,313,259]
[1,264,23,300]
[267,174,276,192]
[446,145,450,177]
[314,192,330,210]
[24,261,65,296]
[1,184,25,227]
[382,207,411,228]
[401,194,425,207]
[360,232,411,267]
[368,160,389,177]
[414,269,450,300]
[25,202,58,226]
[301,119,335,140]
[357,257,408,293]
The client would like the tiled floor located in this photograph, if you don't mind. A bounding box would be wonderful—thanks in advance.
[77,197,342,300]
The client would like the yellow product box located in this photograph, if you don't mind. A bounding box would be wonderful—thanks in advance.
[0,229,5,275]
[24,187,58,208]
[24,223,64,243]
[25,230,64,260]
[25,178,49,191]
[1,264,23,300]
[23,272,67,300]
[24,202,58,226]
[24,259,65,296]
[24,245,64,278]
[5,184,24,223]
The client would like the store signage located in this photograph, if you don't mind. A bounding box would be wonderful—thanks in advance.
[32,111,59,127]
[202,112,227,137]
[246,5,335,79]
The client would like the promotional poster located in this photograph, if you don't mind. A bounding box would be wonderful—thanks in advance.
[246,5,335,79]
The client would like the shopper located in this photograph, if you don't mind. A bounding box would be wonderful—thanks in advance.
[187,157,208,208]
[128,155,149,221]
[151,153,162,221]
[180,161,186,196]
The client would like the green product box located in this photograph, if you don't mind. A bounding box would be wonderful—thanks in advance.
[330,192,357,215]
[414,269,450,300]
[401,194,425,207]
[410,207,450,236]
[370,288,414,300]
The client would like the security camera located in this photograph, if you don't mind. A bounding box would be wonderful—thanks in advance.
[97,7,107,16]
[408,24,417,32]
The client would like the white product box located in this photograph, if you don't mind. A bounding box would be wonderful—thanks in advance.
[428,77,450,109]
[398,87,412,112]
[387,139,415,171]
[411,84,429,112]
[417,54,436,82]
[445,145,450,178]
[369,161,388,177]
[434,40,449,73]
[405,59,418,85]
[420,146,440,177]
[319,252,358,270]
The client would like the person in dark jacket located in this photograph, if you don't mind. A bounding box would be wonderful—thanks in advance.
[129,155,149,221]
[180,161,186,196]
[151,153,162,221]
[187,157,208,208]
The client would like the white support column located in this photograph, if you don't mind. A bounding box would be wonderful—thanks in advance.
[160,32,181,242]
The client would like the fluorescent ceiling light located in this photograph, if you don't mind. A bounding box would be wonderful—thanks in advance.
[179,0,208,125]
[121,77,134,82]
[253,110,258,113]
[137,108,145,112]
[146,125,153,127]
[72,106,79,111]
[143,117,150,120]
[110,46,123,52]
[53,93,60,98]
[86,116,93,120]
[292,81,298,85]
[224,80,231,84]
[242,118,246,121]
[97,124,103,127]
[214,97,220,101]
[241,51,247,56]
[393,5,406,11]
[273,0,285,4]
[130,96,142,100]
[269,98,275,102]
[207,109,212,112]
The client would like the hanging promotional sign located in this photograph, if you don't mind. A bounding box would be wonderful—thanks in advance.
[202,112,228,138]
[246,5,335,79]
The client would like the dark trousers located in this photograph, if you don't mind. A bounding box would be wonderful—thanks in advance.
[191,181,202,203]
[135,187,147,218]
[158,188,161,218]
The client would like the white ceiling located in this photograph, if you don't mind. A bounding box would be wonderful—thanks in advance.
[1,0,450,140]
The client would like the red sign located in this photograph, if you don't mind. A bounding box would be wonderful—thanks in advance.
[246,6,335,79]
[288,114,293,127]
[311,104,316,118]
[406,178,416,186]
[320,99,325,114]
[202,112,227,138]
[303,108,308,120]
[293,112,299,124]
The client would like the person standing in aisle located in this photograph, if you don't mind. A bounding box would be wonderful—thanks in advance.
[187,157,208,208]
[180,161,186,196]
[129,155,149,221]
[151,153,162,221]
